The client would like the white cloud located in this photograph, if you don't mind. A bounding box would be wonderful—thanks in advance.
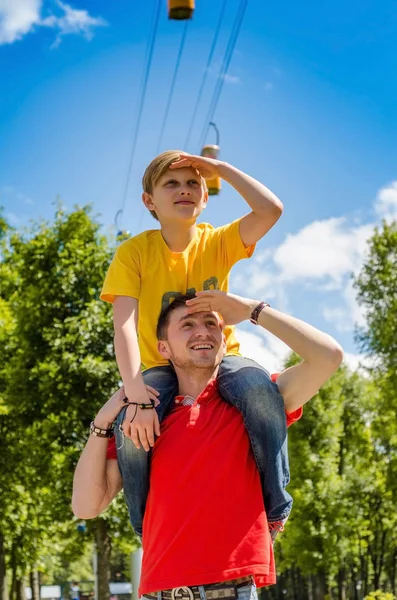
[0,0,41,44]
[42,1,107,48]
[236,328,372,376]
[221,74,240,84]
[0,0,106,46]
[343,352,376,376]
[374,181,397,224]
[235,327,290,374]
[273,218,373,285]
[232,178,397,337]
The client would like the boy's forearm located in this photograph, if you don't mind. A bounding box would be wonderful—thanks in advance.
[256,305,343,365]
[114,326,147,399]
[218,162,283,217]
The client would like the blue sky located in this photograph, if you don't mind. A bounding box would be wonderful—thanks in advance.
[1,0,397,371]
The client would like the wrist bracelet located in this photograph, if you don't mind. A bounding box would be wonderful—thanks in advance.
[250,301,271,325]
[90,421,114,438]
[124,400,155,410]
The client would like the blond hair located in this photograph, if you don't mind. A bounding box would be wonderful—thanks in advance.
[142,150,207,221]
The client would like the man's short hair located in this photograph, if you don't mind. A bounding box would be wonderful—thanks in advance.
[142,150,207,221]
[156,293,197,340]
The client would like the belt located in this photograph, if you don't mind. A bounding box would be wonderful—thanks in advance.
[143,576,253,600]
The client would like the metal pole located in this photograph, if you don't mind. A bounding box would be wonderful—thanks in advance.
[130,549,142,600]
[92,550,98,600]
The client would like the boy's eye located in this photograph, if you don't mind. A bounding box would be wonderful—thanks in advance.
[165,180,178,186]
[188,180,200,186]
[182,322,193,328]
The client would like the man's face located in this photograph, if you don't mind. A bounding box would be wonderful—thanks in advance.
[158,306,225,370]
[143,167,208,223]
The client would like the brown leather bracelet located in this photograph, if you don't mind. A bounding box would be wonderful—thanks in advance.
[90,421,114,438]
[250,301,270,325]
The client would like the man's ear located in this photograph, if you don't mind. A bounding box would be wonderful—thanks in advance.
[221,333,227,355]
[142,192,155,210]
[158,340,171,359]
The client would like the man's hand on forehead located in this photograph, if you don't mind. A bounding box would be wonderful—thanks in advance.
[185,291,257,326]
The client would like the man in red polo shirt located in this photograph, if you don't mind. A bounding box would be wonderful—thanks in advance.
[72,290,343,599]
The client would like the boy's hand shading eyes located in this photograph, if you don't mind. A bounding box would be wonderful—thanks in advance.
[170,154,221,180]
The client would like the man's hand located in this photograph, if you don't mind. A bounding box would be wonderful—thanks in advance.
[169,154,222,180]
[95,386,128,430]
[185,290,258,326]
[122,386,161,452]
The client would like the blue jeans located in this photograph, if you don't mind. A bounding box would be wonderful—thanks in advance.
[115,356,291,537]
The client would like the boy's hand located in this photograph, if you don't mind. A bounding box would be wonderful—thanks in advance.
[170,154,222,180]
[185,290,258,326]
[122,386,161,452]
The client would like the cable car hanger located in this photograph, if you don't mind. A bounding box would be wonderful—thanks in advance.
[168,0,195,20]
[200,122,221,196]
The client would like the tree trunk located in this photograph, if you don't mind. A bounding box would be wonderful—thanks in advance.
[307,575,314,600]
[15,580,24,600]
[338,568,346,600]
[29,572,39,600]
[94,519,111,600]
[0,533,8,600]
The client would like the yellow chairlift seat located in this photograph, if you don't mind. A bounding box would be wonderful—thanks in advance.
[201,144,221,196]
[168,0,195,20]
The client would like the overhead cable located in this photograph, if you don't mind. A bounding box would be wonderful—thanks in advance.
[156,20,190,155]
[198,0,248,151]
[183,0,228,151]
[119,0,162,223]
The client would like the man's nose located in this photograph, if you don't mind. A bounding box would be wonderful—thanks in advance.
[194,325,211,337]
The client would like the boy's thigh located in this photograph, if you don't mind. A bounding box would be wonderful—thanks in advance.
[218,355,275,401]
[218,356,284,417]
[142,365,178,419]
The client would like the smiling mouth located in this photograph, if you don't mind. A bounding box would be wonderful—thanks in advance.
[190,343,215,350]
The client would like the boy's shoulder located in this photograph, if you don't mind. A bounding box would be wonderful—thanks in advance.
[119,229,160,250]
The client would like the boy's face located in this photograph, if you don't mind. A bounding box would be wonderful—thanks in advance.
[143,166,208,223]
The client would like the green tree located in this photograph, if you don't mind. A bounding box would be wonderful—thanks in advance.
[0,206,137,600]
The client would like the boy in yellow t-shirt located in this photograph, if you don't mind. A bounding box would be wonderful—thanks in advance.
[101,151,289,539]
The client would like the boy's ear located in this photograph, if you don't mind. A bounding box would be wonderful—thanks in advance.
[142,192,155,210]
[202,189,209,207]
[158,340,171,359]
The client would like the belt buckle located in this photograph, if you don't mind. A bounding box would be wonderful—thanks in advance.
[171,587,194,600]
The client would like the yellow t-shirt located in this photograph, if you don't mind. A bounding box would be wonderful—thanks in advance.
[101,219,254,371]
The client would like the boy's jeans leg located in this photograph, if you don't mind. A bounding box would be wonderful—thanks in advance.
[115,366,178,537]
[217,355,292,522]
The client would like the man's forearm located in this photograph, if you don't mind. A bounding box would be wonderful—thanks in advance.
[218,162,283,217]
[256,305,343,365]
[72,436,115,518]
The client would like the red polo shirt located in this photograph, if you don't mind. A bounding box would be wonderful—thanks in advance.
[107,376,301,594]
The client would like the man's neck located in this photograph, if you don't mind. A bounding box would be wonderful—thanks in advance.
[160,221,197,252]
[175,366,219,398]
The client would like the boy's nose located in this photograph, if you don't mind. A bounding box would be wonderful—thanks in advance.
[179,188,191,196]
